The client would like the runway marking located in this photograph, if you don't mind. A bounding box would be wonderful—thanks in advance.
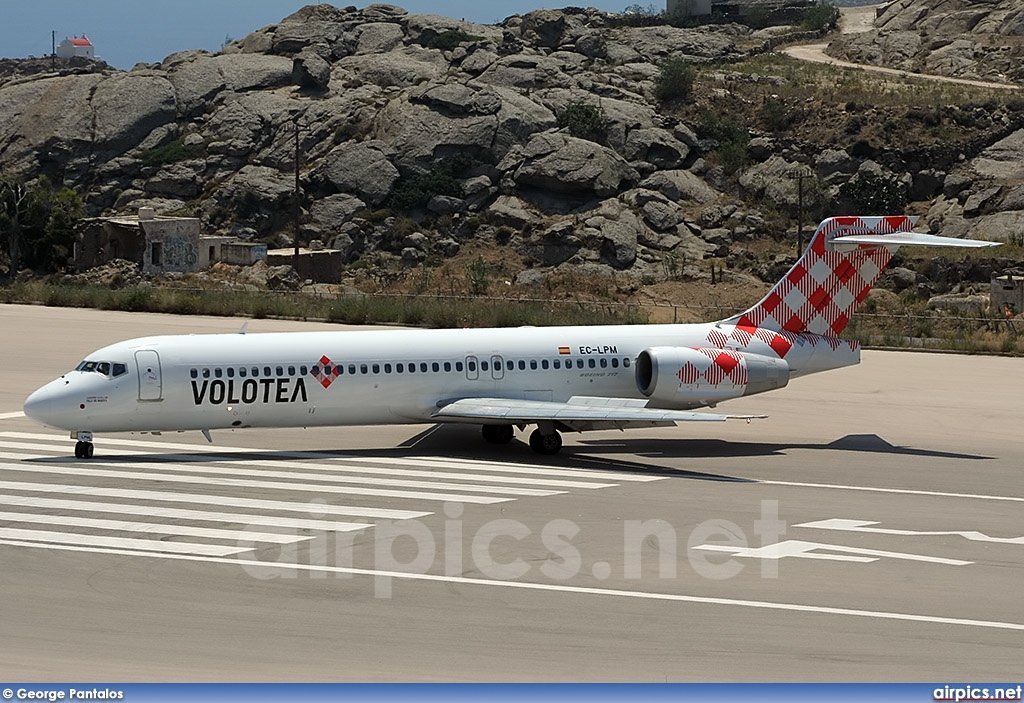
[1,431,248,453]
[797,519,1024,545]
[1,539,1022,632]
[0,445,611,491]
[0,412,24,420]
[0,494,372,532]
[762,480,1024,503]
[0,461,518,504]
[0,528,255,557]
[0,510,310,544]
[0,480,429,520]
[694,539,972,566]
[342,455,666,482]
[0,455,563,498]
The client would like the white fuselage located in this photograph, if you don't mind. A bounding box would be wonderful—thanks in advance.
[24,322,857,435]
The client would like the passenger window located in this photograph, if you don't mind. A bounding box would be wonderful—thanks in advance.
[577,359,585,369]
[444,362,451,372]
[190,368,198,379]
[420,363,428,373]
[530,360,538,370]
[203,368,211,379]
[216,368,224,378]
[240,367,247,377]
[481,361,489,372]
[252,367,259,377]
[624,358,631,368]
[542,360,549,370]
[288,366,296,376]
[600,358,607,368]
[456,362,464,372]
[373,364,381,374]
[507,360,514,371]
[300,366,308,375]
[588,359,596,369]
[113,363,127,377]
[397,363,404,373]
[264,367,271,377]
[276,366,284,377]
[360,364,368,375]
[384,363,392,374]
[612,358,619,368]
[348,364,356,375]
[468,361,476,372]
[432,362,440,373]
[409,364,416,374]
[227,367,235,378]
[554,360,561,370]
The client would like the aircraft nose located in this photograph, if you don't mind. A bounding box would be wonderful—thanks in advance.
[23,384,53,424]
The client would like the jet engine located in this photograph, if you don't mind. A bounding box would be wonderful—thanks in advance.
[635,347,789,409]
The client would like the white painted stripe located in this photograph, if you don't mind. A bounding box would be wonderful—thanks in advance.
[0,510,308,544]
[0,431,245,453]
[0,462,520,504]
[338,455,664,482]
[0,412,25,420]
[0,446,615,491]
[1,539,1022,633]
[0,442,139,457]
[0,455,562,497]
[762,480,1024,503]
[0,528,249,556]
[0,480,429,520]
[0,494,372,532]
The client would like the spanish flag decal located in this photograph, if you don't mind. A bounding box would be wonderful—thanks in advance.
[558,346,571,355]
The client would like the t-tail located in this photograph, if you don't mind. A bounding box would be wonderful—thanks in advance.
[706,216,1000,377]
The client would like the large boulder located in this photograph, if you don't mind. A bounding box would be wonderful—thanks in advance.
[320,140,400,206]
[508,131,639,198]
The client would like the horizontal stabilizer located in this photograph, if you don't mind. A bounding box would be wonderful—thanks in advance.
[832,232,1001,252]
[434,396,765,425]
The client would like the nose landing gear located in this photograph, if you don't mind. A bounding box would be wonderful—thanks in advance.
[72,431,95,459]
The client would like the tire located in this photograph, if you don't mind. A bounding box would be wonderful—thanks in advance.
[528,429,562,455]
[481,424,515,445]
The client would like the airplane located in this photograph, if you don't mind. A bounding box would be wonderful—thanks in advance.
[23,216,999,459]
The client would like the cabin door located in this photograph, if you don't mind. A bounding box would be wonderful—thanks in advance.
[135,350,163,402]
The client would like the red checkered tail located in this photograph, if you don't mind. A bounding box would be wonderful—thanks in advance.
[723,216,1000,337]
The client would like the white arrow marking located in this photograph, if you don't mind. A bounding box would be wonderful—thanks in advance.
[694,539,972,566]
[796,519,1024,545]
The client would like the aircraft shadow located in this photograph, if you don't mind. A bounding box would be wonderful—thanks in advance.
[20,428,989,485]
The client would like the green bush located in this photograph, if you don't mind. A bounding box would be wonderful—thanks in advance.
[388,156,472,210]
[803,2,839,31]
[654,58,696,103]
[838,171,908,214]
[556,102,609,143]
[141,138,203,168]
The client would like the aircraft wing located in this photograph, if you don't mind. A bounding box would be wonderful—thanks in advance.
[433,396,764,431]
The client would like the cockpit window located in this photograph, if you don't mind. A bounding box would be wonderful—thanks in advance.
[75,360,129,378]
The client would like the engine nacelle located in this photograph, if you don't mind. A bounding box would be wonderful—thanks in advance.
[636,347,790,409]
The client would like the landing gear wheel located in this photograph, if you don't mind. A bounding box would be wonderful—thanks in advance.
[481,424,515,445]
[529,429,562,455]
[74,441,94,459]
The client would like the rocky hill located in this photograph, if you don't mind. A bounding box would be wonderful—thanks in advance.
[1,2,1022,300]
[827,0,1024,85]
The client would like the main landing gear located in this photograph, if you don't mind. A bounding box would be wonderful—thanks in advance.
[528,428,562,456]
[480,424,564,455]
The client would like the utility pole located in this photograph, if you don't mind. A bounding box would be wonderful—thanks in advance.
[293,115,301,271]
[51,30,56,71]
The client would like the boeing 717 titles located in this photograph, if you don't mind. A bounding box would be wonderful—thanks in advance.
[24,216,999,457]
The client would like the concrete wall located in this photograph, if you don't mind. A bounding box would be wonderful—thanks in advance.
[139,218,200,275]
[992,275,1024,317]
[223,243,268,266]
[669,0,714,16]
[199,236,238,269]
[267,248,343,283]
